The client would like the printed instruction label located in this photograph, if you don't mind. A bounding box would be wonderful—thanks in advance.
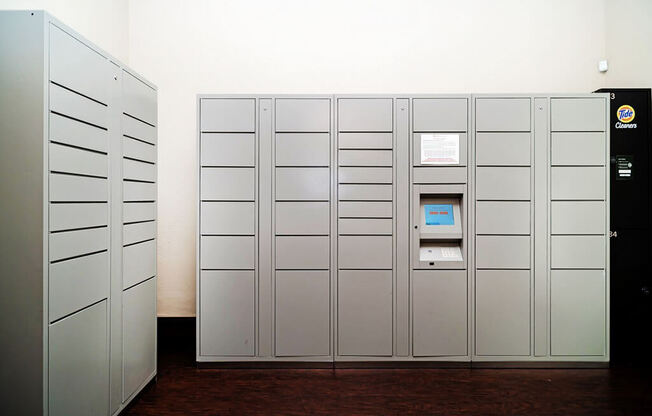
[420,134,459,164]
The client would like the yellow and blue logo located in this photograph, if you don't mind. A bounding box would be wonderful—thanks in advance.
[617,105,635,123]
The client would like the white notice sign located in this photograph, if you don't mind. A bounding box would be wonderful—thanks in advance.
[420,134,459,165]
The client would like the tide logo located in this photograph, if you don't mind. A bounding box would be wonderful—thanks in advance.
[617,105,635,123]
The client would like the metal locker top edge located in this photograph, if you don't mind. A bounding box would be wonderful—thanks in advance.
[36,10,158,91]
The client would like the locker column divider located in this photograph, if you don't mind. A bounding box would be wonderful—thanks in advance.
[108,62,123,415]
[258,98,273,358]
[467,96,474,360]
[331,97,337,359]
[395,98,410,356]
[534,97,549,356]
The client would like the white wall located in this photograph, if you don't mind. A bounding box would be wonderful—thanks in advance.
[0,0,130,63]
[605,0,652,87]
[126,0,620,316]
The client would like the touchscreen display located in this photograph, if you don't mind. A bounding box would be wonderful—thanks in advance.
[424,204,454,226]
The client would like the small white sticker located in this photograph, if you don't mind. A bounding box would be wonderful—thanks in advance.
[421,134,459,165]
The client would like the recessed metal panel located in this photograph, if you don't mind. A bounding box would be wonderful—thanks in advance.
[123,113,156,145]
[475,98,531,132]
[49,227,108,262]
[123,180,156,202]
[201,202,254,235]
[338,201,393,218]
[50,173,108,202]
[475,201,530,235]
[276,202,329,235]
[338,235,392,269]
[338,132,392,149]
[475,270,530,356]
[338,218,392,235]
[476,133,530,166]
[48,300,109,416]
[123,221,156,246]
[475,167,530,200]
[338,184,392,201]
[200,271,255,356]
[201,168,255,201]
[338,98,392,132]
[413,98,468,132]
[49,251,109,322]
[122,71,157,126]
[50,202,108,232]
[339,149,392,167]
[200,98,255,132]
[551,167,605,200]
[275,236,330,269]
[123,158,156,182]
[201,133,255,167]
[551,235,606,269]
[412,167,467,184]
[200,236,254,270]
[49,24,110,104]
[124,202,156,223]
[275,271,330,356]
[275,168,329,201]
[551,133,605,166]
[476,236,530,269]
[551,270,606,356]
[338,167,392,184]
[412,270,467,356]
[551,98,605,132]
[551,201,605,235]
[123,136,156,163]
[337,270,392,356]
[275,99,330,132]
[123,278,156,401]
[275,133,330,166]
[50,82,108,129]
[123,240,157,289]
[50,112,107,153]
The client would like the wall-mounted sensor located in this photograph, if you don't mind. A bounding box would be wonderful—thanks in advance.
[598,59,609,72]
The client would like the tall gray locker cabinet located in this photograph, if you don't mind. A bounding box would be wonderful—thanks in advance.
[198,96,334,362]
[472,95,609,364]
[0,11,157,415]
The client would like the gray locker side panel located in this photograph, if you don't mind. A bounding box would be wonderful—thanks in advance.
[475,270,530,356]
[275,271,330,356]
[123,278,157,401]
[413,271,468,357]
[49,301,109,416]
[475,98,531,132]
[200,271,255,356]
[200,98,255,132]
[413,98,467,132]
[0,12,45,414]
[338,98,393,132]
[337,271,393,356]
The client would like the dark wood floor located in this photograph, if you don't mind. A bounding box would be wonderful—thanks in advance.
[124,319,652,416]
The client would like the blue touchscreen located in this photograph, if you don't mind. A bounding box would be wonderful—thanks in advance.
[424,204,454,226]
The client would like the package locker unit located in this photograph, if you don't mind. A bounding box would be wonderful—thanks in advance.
[198,96,335,362]
[197,95,608,366]
[0,11,157,415]
[473,95,609,363]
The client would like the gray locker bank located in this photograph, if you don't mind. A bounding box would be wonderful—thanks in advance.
[197,94,609,366]
[0,11,158,415]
